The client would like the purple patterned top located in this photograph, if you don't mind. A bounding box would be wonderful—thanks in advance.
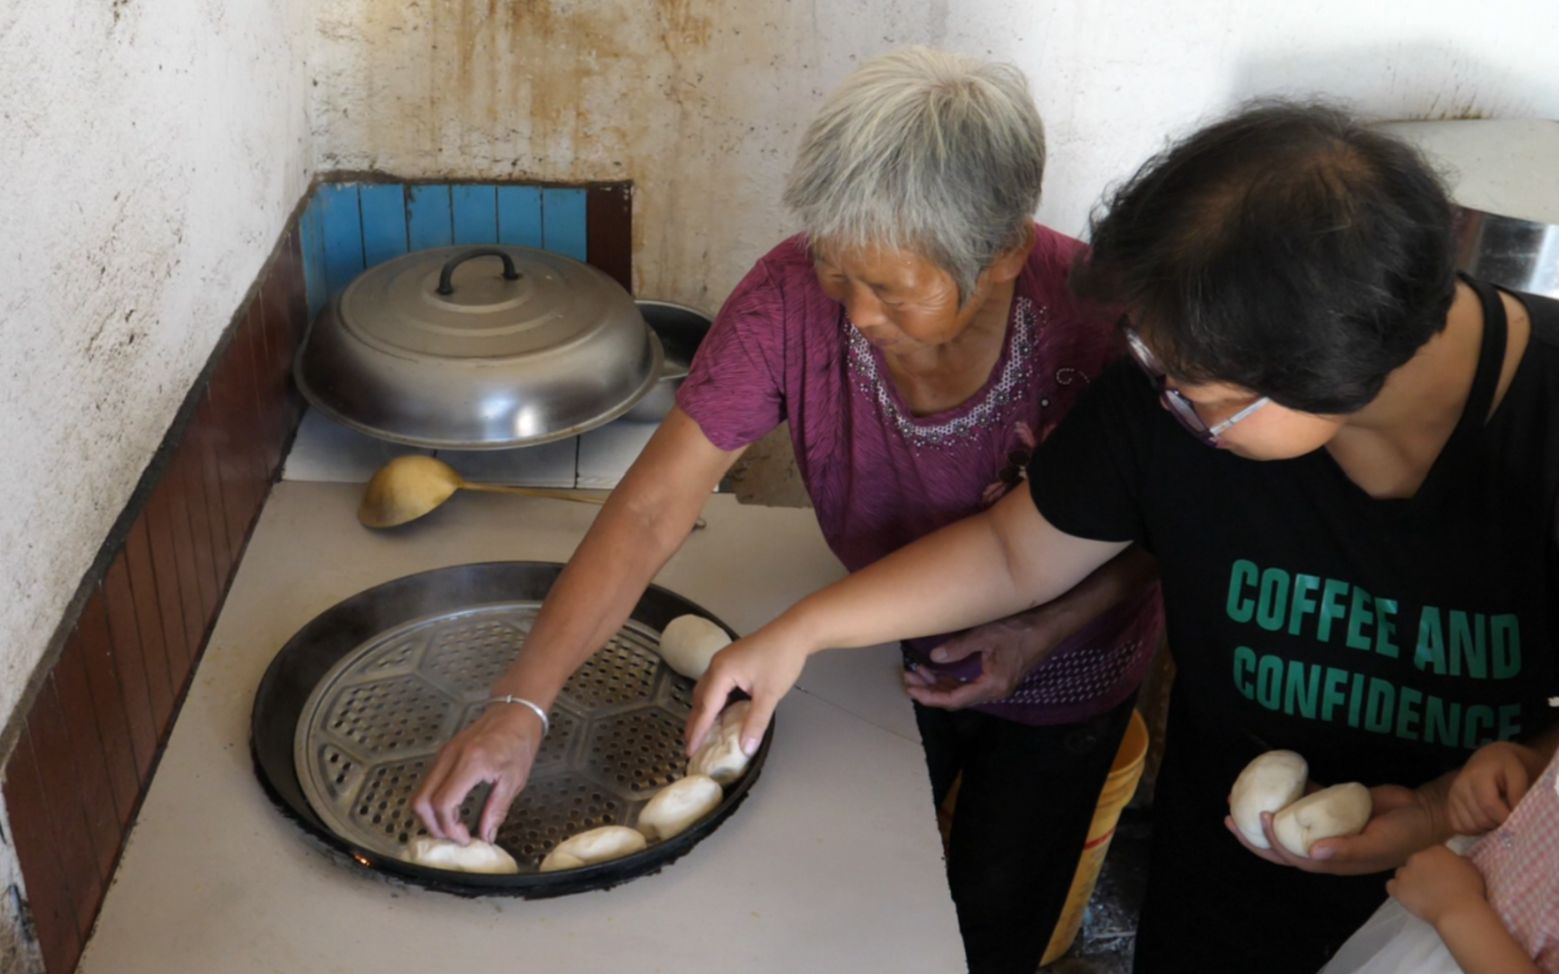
[676,228,1163,724]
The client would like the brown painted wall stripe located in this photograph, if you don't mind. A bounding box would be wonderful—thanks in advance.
[123,520,173,732]
[176,435,219,625]
[228,313,269,525]
[247,302,282,480]
[23,680,105,942]
[585,183,633,294]
[48,638,122,889]
[193,393,233,582]
[75,590,141,828]
[102,553,156,782]
[154,467,205,674]
[257,270,291,423]
[260,257,302,433]
[209,350,254,559]
[142,482,193,697]
[241,308,277,504]
[3,731,81,974]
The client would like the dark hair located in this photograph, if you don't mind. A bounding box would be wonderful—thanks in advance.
[1072,100,1458,414]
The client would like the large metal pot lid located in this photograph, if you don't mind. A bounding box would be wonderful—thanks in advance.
[296,246,662,450]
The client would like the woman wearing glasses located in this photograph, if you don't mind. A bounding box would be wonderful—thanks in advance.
[689,102,1559,971]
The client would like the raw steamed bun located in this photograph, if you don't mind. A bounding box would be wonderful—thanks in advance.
[405,836,518,874]
[539,825,648,873]
[1228,750,1309,850]
[658,614,731,679]
[1272,783,1372,856]
[637,774,722,841]
[689,700,753,786]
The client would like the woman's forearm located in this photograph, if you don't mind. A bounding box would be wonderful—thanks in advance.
[1019,544,1157,645]
[491,411,738,708]
[490,494,697,708]
[773,488,1128,656]
[1435,900,1541,974]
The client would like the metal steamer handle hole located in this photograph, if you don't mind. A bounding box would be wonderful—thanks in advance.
[250,561,771,898]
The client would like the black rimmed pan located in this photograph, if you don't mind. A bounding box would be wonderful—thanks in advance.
[250,561,769,897]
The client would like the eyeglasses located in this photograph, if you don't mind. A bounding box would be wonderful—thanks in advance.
[1122,327,1268,446]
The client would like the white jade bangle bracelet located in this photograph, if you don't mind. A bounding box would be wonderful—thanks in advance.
[485,695,550,736]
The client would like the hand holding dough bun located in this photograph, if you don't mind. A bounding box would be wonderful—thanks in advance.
[539,825,648,872]
[1228,750,1371,856]
[689,701,753,785]
[1228,750,1308,849]
[405,836,519,874]
[1271,783,1372,856]
[637,774,723,841]
[657,615,731,679]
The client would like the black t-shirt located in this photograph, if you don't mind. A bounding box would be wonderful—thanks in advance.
[1027,279,1559,972]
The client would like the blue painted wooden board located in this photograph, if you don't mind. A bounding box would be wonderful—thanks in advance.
[406,184,454,250]
[299,181,596,309]
[451,184,498,244]
[359,185,408,268]
[542,188,588,261]
[497,186,543,248]
[299,197,327,322]
[317,184,364,303]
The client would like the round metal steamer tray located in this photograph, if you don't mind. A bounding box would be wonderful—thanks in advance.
[251,562,771,897]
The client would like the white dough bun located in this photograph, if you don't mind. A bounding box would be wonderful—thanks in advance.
[690,718,750,786]
[405,836,519,874]
[1228,750,1309,849]
[1272,782,1372,856]
[637,774,723,841]
[539,825,648,872]
[658,614,732,679]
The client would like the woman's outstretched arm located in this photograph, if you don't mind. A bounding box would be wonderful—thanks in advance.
[687,486,1128,752]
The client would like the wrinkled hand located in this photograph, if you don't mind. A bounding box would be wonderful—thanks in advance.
[685,628,809,758]
[902,611,1060,711]
[1446,741,1539,835]
[411,705,543,845]
[1223,783,1448,876]
[1387,845,1487,926]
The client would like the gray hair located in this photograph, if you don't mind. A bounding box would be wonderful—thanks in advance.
[782,47,1047,300]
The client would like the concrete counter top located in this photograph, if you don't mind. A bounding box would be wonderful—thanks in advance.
[79,482,963,973]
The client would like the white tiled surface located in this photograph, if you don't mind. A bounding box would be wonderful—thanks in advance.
[439,437,578,488]
[284,407,620,489]
[79,485,960,973]
[576,419,659,488]
[281,408,431,483]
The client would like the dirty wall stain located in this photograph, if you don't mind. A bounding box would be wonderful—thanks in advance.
[320,0,826,302]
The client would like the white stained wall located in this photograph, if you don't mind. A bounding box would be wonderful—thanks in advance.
[313,0,1559,314]
[0,3,315,729]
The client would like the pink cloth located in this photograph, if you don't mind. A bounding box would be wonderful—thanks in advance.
[1468,748,1559,971]
[676,227,1163,725]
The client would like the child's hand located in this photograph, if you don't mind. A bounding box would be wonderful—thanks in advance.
[1447,741,1541,834]
[1387,845,1486,927]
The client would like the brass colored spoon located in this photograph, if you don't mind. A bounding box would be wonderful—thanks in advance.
[358,455,606,528]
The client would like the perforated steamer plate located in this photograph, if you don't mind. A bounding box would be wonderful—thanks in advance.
[250,561,770,897]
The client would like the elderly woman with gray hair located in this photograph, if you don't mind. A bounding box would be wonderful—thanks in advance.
[414,47,1161,972]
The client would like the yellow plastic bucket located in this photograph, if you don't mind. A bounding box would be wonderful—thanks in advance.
[1040,708,1150,965]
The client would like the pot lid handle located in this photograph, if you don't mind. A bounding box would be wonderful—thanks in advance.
[435,248,522,296]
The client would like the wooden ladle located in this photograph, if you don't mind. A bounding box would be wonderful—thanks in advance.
[358,455,606,528]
